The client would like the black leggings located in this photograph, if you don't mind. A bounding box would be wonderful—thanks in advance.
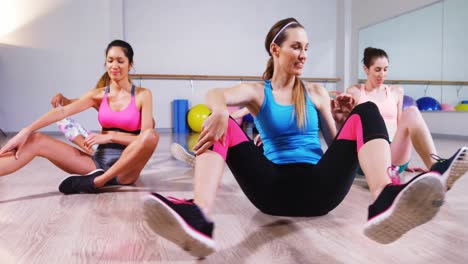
[212,102,389,216]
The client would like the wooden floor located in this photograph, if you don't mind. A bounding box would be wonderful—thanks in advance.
[0,133,467,264]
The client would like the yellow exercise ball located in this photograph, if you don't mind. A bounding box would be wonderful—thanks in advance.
[187,104,211,132]
[455,103,468,111]
[187,133,201,152]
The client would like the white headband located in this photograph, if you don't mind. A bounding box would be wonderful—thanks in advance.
[270,21,298,46]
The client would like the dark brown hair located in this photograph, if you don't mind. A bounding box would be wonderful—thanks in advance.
[362,47,389,68]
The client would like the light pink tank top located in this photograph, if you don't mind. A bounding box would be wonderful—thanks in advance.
[358,84,397,122]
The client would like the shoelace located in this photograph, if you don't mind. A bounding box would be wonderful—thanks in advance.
[430,153,446,164]
[387,165,401,185]
[168,196,194,205]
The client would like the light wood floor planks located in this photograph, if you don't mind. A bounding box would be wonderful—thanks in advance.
[0,133,467,263]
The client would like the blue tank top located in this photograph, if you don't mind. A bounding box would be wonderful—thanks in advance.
[254,80,323,164]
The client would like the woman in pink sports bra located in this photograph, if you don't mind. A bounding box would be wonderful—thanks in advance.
[347,47,467,184]
[0,40,159,194]
[51,72,156,156]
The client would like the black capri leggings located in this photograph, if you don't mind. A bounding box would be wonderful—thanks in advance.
[210,102,389,216]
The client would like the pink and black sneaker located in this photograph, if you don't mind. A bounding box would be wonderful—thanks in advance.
[143,193,215,258]
[364,171,445,244]
[430,147,468,191]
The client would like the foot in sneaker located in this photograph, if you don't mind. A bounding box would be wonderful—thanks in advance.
[58,169,104,194]
[143,193,215,258]
[170,143,196,167]
[364,171,445,244]
[430,147,468,190]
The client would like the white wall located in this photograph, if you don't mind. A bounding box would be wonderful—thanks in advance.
[350,0,468,136]
[124,0,337,77]
[442,0,468,82]
[423,112,468,137]
[357,0,468,106]
[0,0,338,131]
[349,0,440,87]
[2,0,465,135]
[124,0,338,128]
[439,0,468,106]
[358,2,443,80]
[336,0,352,90]
[0,0,119,132]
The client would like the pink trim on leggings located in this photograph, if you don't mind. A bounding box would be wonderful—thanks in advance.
[212,118,249,160]
[337,114,364,152]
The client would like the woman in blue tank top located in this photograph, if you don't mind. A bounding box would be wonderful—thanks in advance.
[143,18,454,258]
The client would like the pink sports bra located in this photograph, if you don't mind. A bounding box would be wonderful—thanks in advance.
[358,84,398,122]
[98,85,141,133]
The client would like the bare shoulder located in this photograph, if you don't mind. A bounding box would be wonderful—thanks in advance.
[241,81,263,91]
[135,86,152,96]
[134,87,152,108]
[89,87,106,98]
[235,81,264,97]
[94,86,107,91]
[389,85,404,95]
[346,84,360,93]
[304,82,330,110]
[346,84,361,100]
[305,82,327,96]
[135,87,153,100]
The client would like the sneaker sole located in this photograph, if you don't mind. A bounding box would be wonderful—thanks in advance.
[364,173,445,244]
[143,194,215,258]
[170,143,195,167]
[443,147,468,191]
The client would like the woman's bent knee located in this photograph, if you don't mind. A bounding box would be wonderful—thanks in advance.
[140,129,159,147]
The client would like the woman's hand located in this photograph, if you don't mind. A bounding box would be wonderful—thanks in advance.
[83,133,111,149]
[50,93,69,107]
[331,94,356,125]
[0,128,32,159]
[193,110,229,155]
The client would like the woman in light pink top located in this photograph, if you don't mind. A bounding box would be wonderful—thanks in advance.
[347,47,466,187]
